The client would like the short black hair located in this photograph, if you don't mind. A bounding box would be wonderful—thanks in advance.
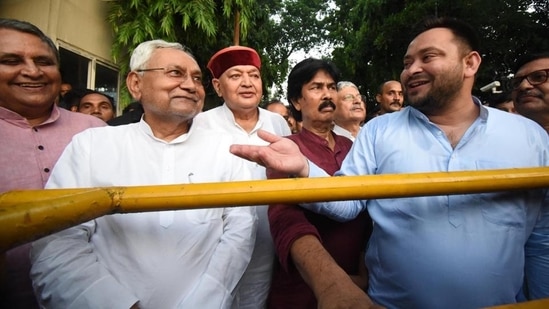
[79,89,115,109]
[410,16,479,54]
[286,58,340,122]
[0,18,59,64]
[514,52,549,73]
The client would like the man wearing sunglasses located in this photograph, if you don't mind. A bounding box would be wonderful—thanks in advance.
[512,52,549,133]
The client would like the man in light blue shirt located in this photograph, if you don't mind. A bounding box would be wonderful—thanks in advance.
[231,17,549,309]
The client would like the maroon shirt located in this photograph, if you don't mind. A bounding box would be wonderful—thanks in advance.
[267,128,372,308]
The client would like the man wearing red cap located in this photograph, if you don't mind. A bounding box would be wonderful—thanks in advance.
[194,46,291,308]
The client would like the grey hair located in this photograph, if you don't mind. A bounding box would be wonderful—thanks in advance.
[129,39,193,71]
[0,18,59,64]
[337,81,358,91]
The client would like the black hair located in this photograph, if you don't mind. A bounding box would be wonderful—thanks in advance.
[79,89,115,109]
[286,58,341,122]
[514,52,549,73]
[122,102,143,114]
[0,18,59,64]
[488,91,513,107]
[410,16,479,55]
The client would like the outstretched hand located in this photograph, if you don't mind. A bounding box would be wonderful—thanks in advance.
[230,130,309,177]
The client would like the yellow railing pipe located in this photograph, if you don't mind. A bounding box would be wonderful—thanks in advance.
[1,167,549,252]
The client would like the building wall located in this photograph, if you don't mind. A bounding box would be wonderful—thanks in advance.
[0,0,114,63]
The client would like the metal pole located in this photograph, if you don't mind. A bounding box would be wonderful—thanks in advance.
[1,167,549,252]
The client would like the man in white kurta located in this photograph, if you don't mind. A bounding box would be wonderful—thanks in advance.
[194,46,290,308]
[30,40,256,309]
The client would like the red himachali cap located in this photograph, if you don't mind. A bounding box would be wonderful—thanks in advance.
[207,46,261,78]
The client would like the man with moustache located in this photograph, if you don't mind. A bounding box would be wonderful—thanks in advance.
[0,18,105,308]
[375,80,404,115]
[30,40,256,309]
[512,52,549,133]
[230,17,549,308]
[333,81,366,141]
[193,46,290,309]
[267,58,371,309]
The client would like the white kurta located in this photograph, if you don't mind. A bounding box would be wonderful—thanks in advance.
[332,124,356,141]
[30,120,256,309]
[194,104,291,308]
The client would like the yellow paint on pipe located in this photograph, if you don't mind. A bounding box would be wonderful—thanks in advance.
[1,167,549,252]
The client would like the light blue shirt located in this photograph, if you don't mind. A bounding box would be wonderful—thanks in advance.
[305,104,549,308]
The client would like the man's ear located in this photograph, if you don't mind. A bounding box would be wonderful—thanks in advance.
[464,51,481,78]
[375,93,382,103]
[126,72,142,102]
[212,79,222,97]
[290,99,302,112]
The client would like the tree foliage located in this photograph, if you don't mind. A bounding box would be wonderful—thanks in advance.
[107,0,255,107]
[106,0,328,108]
[107,0,549,108]
[327,0,549,104]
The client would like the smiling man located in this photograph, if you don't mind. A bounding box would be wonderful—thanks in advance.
[0,18,105,308]
[194,46,291,309]
[229,17,549,308]
[512,52,549,133]
[30,39,256,309]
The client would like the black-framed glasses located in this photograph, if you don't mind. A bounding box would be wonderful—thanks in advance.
[510,68,549,89]
[136,67,207,87]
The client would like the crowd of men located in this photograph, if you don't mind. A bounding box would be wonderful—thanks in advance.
[1,15,548,309]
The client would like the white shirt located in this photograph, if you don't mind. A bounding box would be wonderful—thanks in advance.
[194,104,291,308]
[332,124,356,141]
[30,120,256,309]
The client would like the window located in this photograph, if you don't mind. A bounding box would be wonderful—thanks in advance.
[58,46,119,108]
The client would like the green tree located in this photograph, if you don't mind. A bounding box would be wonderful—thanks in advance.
[327,0,549,104]
[246,0,333,101]
[107,0,256,108]
[107,0,330,109]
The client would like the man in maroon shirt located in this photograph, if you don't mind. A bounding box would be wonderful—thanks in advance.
[267,58,372,308]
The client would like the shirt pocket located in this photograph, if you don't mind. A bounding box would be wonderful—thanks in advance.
[182,208,224,224]
[475,160,526,228]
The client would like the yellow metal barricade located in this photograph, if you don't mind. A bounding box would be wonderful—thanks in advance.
[2,167,549,252]
[1,167,549,308]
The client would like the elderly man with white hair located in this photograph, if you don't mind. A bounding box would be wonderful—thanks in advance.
[333,81,366,141]
[30,39,256,309]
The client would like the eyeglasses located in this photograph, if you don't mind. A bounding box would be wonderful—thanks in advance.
[341,94,363,102]
[510,68,549,90]
[136,66,206,87]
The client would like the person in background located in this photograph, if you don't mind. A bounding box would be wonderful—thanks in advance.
[375,80,404,115]
[230,17,549,308]
[194,46,290,309]
[76,89,115,122]
[0,18,105,308]
[512,52,549,133]
[268,58,372,309]
[30,39,256,309]
[57,82,72,108]
[60,82,72,98]
[265,99,295,133]
[333,81,366,141]
[488,90,517,114]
